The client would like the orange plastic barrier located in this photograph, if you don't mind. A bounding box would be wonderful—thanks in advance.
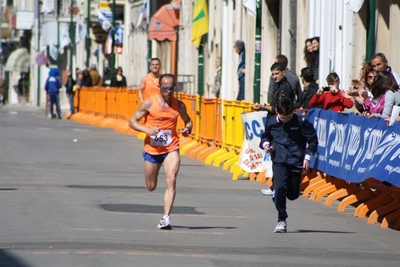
[184,98,221,159]
[177,93,198,150]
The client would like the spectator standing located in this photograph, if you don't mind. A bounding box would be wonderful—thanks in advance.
[81,69,93,87]
[17,73,29,97]
[303,38,315,67]
[45,68,62,119]
[349,62,376,113]
[0,75,7,106]
[89,64,103,87]
[254,63,295,118]
[268,55,302,109]
[212,57,222,98]
[361,70,400,118]
[234,40,246,101]
[310,37,320,83]
[371,53,400,86]
[110,67,127,87]
[299,67,319,109]
[65,70,76,118]
[259,97,318,233]
[309,72,354,112]
[138,58,162,102]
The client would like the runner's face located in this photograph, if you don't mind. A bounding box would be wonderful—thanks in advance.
[150,60,160,73]
[160,77,175,100]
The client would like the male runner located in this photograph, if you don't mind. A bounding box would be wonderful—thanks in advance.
[129,73,192,229]
[138,58,162,102]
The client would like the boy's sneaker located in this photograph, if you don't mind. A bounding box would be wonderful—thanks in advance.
[157,215,172,230]
[274,221,287,233]
[261,188,275,197]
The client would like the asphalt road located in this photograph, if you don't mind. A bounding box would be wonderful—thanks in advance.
[1,105,400,267]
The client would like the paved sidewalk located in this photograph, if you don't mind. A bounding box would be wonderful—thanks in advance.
[0,104,399,267]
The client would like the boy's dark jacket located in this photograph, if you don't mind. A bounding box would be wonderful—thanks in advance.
[259,113,318,167]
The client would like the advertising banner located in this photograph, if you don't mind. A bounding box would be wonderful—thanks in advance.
[239,111,272,174]
[307,108,400,187]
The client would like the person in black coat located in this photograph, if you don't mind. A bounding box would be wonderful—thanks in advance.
[110,67,127,87]
[300,67,319,109]
[253,63,295,118]
[65,71,76,117]
[81,69,92,87]
[259,97,318,233]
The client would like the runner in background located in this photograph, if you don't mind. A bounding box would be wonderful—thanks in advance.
[138,58,162,102]
[129,73,192,229]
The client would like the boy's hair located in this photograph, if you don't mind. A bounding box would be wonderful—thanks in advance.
[326,72,340,85]
[270,62,286,72]
[300,67,314,83]
[275,55,288,68]
[276,97,294,115]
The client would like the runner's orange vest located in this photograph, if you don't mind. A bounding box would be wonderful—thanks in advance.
[144,96,180,155]
[142,73,160,100]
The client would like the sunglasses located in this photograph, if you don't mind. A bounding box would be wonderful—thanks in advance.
[160,86,176,91]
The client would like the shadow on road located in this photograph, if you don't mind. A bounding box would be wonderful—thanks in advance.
[173,225,237,230]
[0,250,31,267]
[290,229,356,234]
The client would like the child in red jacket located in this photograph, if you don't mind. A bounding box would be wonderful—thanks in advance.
[309,72,354,112]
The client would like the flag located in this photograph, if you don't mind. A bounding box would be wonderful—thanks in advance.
[191,0,209,48]
[243,0,256,17]
[49,41,58,60]
[136,0,148,29]
[105,32,112,55]
[59,25,71,54]
[114,26,124,45]
[75,16,87,44]
[97,9,112,32]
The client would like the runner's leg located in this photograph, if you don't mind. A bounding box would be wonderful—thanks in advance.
[144,160,162,191]
[162,151,180,216]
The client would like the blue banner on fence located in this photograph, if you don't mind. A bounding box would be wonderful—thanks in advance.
[307,108,400,187]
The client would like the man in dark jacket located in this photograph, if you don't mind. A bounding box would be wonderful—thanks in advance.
[65,70,76,118]
[259,97,318,233]
[268,55,303,109]
[234,40,245,101]
[254,63,295,118]
[300,67,319,109]
[45,68,62,119]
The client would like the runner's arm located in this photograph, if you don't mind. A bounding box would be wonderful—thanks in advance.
[178,101,192,136]
[138,76,146,103]
[129,99,158,135]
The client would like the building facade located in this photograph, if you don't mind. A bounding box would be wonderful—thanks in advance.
[1,0,399,108]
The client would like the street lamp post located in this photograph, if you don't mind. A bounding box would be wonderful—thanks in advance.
[86,0,90,67]
[69,0,74,72]
[110,0,116,73]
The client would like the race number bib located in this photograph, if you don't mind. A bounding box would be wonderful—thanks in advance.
[150,130,172,146]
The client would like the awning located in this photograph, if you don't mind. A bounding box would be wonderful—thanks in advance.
[148,4,180,42]
[4,47,30,73]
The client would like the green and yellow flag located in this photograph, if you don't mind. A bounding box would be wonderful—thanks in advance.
[191,0,209,48]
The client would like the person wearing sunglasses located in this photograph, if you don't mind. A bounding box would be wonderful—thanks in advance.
[129,73,192,230]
